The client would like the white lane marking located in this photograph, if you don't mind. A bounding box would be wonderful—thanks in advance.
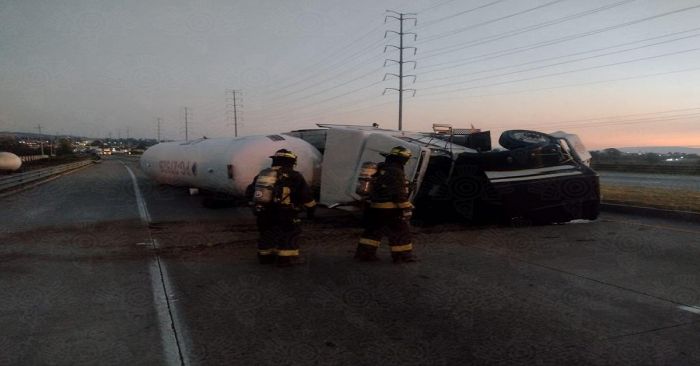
[156,245,194,366]
[149,260,183,366]
[124,165,152,224]
[123,163,189,366]
[678,305,700,315]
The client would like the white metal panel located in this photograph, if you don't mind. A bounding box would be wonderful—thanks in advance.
[140,135,321,196]
[318,129,426,206]
[318,128,369,205]
[0,152,22,171]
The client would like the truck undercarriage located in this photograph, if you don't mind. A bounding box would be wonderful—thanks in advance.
[288,125,600,225]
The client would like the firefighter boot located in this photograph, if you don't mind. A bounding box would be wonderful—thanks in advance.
[354,244,380,262]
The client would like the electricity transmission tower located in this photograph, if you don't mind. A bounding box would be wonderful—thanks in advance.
[184,107,190,142]
[36,124,45,155]
[226,89,242,137]
[383,10,417,131]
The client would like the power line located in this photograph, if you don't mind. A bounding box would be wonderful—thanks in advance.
[416,66,700,101]
[263,20,385,91]
[416,0,461,14]
[293,100,397,126]
[260,36,394,107]
[267,57,385,103]
[532,107,700,127]
[531,112,700,130]
[266,26,391,98]
[418,0,567,44]
[417,32,700,89]
[417,0,637,60]
[250,79,385,122]
[247,65,385,119]
[416,0,509,29]
[420,27,700,83]
[418,47,700,97]
[417,3,700,73]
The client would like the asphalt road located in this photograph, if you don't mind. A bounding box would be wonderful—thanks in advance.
[1,157,700,365]
[599,171,700,191]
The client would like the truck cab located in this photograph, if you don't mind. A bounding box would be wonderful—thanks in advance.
[287,124,600,225]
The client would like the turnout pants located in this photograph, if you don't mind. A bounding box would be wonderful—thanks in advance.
[357,208,413,259]
[256,208,302,262]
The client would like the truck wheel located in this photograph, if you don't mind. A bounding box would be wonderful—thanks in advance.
[499,130,554,150]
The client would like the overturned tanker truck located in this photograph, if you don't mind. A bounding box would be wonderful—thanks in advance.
[140,124,599,224]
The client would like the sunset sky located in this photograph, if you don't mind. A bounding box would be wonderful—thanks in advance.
[1,0,699,149]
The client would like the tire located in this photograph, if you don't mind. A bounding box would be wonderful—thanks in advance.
[499,130,555,150]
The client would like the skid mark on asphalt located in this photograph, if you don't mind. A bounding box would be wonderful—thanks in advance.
[123,163,190,366]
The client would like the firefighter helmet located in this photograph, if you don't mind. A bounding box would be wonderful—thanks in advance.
[270,149,297,162]
[381,146,412,159]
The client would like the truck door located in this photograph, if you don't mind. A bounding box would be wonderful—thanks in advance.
[355,133,431,202]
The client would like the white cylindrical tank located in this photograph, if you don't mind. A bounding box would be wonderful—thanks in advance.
[139,134,322,196]
[0,152,22,171]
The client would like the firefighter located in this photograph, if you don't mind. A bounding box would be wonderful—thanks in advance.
[248,149,316,267]
[355,145,416,263]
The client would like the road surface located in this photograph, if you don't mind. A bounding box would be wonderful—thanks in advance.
[1,157,699,365]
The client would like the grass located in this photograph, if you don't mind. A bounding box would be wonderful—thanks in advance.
[601,184,700,213]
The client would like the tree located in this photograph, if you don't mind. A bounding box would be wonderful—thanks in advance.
[56,138,74,156]
[642,152,661,164]
[602,148,622,158]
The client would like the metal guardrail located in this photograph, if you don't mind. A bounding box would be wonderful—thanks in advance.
[20,154,50,163]
[0,160,94,193]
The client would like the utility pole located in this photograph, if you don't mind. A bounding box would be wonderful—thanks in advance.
[226,89,242,137]
[36,124,45,156]
[156,117,162,142]
[383,10,417,131]
[184,107,189,142]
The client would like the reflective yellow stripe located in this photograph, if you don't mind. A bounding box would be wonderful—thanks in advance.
[277,249,300,257]
[275,152,297,159]
[370,202,399,209]
[281,187,291,205]
[390,243,413,252]
[371,201,413,209]
[304,200,317,208]
[359,238,381,247]
[258,249,276,255]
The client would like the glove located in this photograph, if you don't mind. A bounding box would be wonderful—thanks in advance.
[402,208,413,221]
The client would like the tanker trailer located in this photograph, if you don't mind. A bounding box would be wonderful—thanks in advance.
[0,152,22,172]
[139,134,322,196]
